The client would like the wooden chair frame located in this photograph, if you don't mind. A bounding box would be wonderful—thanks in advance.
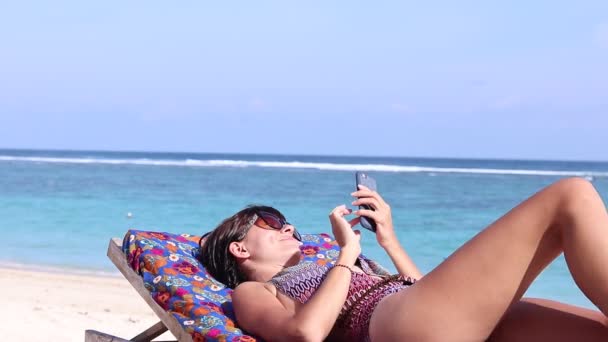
[84,238,193,342]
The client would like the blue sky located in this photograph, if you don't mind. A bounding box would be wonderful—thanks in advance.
[1,1,607,160]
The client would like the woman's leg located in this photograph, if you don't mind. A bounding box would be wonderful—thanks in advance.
[488,297,608,341]
[369,178,608,341]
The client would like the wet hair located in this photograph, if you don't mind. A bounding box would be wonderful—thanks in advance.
[197,205,286,288]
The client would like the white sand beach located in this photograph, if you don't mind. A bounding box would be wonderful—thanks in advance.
[0,267,176,342]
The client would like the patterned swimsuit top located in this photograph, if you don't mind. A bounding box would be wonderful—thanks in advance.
[268,256,416,341]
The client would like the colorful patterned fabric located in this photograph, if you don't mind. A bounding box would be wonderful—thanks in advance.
[269,257,416,341]
[122,229,344,342]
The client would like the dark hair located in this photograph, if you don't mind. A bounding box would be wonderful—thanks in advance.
[197,205,286,288]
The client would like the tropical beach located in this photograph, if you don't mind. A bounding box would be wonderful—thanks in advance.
[0,267,175,341]
[2,1,608,341]
[2,149,608,340]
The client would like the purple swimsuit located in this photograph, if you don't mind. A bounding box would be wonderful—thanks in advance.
[269,256,416,341]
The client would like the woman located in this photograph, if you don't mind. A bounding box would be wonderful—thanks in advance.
[199,177,608,341]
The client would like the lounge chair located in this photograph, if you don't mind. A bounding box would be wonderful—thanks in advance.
[85,229,388,342]
[85,234,194,342]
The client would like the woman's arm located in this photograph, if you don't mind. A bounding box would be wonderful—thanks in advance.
[381,239,423,279]
[233,256,354,342]
[352,185,424,279]
[233,205,362,342]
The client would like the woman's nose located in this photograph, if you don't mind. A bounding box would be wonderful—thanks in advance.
[281,224,294,234]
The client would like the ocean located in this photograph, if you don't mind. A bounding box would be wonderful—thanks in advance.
[1,149,607,309]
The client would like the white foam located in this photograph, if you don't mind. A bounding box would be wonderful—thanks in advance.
[1,155,607,177]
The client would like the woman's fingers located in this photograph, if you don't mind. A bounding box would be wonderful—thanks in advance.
[330,204,350,217]
[330,204,346,213]
[352,197,381,210]
[352,186,388,207]
[330,205,363,252]
[330,205,357,227]
[355,208,382,223]
[342,207,353,215]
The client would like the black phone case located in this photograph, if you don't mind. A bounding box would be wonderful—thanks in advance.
[355,172,377,232]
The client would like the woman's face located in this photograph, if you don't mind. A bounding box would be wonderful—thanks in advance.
[238,214,302,267]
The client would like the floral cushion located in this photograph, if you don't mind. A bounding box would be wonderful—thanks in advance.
[122,229,341,342]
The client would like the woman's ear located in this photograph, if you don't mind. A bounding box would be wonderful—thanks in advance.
[228,241,250,259]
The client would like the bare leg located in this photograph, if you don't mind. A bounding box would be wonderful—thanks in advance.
[369,178,608,341]
[488,297,608,341]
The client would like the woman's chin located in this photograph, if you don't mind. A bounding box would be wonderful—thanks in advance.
[287,251,302,266]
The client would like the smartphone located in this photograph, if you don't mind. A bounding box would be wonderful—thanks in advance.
[355,171,377,232]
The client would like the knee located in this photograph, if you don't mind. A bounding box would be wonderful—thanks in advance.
[554,177,597,201]
[554,176,595,193]
[552,177,601,220]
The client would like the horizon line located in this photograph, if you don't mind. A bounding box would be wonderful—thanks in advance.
[0,146,606,164]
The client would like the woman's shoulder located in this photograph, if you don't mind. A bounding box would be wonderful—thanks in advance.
[233,280,277,298]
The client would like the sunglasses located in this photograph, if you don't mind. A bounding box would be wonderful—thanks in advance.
[198,209,303,249]
[254,210,302,242]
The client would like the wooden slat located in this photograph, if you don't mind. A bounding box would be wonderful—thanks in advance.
[107,238,193,342]
[84,330,130,342]
[132,321,169,342]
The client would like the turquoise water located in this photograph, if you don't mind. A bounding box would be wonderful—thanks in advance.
[1,149,608,309]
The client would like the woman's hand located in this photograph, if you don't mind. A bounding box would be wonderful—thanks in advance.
[351,185,399,249]
[329,205,361,264]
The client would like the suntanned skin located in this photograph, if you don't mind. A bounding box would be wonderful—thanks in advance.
[369,178,608,341]
[231,178,608,341]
